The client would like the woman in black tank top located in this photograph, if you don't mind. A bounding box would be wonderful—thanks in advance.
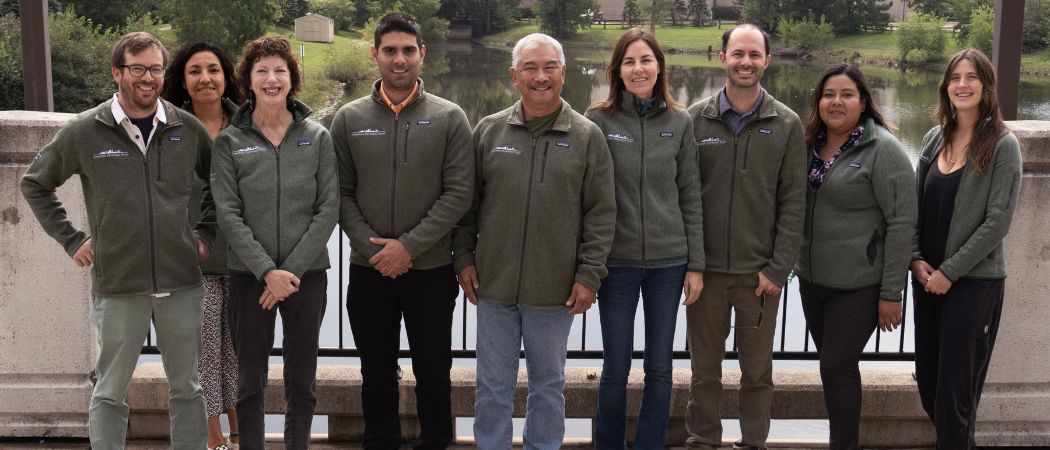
[910,49,1023,450]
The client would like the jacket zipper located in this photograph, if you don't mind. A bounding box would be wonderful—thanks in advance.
[403,122,411,163]
[639,116,648,260]
[725,127,739,271]
[144,124,169,293]
[247,121,301,265]
[514,137,539,304]
[157,140,163,181]
[539,142,550,183]
[391,116,400,234]
[741,129,753,170]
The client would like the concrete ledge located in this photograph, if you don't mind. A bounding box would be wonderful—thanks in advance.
[127,363,932,446]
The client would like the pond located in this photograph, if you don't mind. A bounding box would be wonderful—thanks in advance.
[327,41,1050,160]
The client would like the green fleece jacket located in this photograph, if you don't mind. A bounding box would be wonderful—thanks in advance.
[687,89,807,285]
[584,92,704,270]
[331,79,474,270]
[453,99,616,308]
[185,98,239,275]
[20,97,215,296]
[912,126,1022,281]
[211,100,339,280]
[795,120,917,301]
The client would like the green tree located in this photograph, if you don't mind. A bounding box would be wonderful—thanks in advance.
[0,13,23,109]
[438,0,519,36]
[897,12,946,62]
[363,0,449,44]
[276,0,310,25]
[670,0,688,26]
[964,4,993,55]
[834,0,891,34]
[777,14,834,48]
[162,0,279,59]
[312,0,357,30]
[623,0,642,27]
[1022,0,1050,51]
[687,0,708,26]
[740,0,782,32]
[61,0,159,30]
[535,0,594,38]
[644,0,673,33]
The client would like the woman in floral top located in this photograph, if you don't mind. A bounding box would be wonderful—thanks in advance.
[795,63,917,450]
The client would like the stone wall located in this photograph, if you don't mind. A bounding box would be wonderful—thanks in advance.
[1,113,1047,446]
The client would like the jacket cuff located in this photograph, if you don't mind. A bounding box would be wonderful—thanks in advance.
[398,235,420,261]
[453,252,476,273]
[193,227,217,250]
[574,268,603,293]
[879,290,904,302]
[63,232,90,257]
[760,266,789,287]
[254,264,278,282]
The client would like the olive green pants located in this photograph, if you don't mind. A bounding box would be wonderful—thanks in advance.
[685,272,781,449]
[88,286,207,450]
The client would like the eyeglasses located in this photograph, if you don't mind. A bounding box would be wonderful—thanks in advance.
[121,64,165,78]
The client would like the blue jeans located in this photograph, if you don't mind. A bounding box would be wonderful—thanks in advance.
[474,299,575,450]
[594,265,686,450]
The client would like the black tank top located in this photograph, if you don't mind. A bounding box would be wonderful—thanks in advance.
[920,161,963,269]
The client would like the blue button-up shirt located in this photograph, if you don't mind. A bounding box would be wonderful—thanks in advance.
[718,88,764,137]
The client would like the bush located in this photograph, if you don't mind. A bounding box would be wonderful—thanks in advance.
[964,5,993,56]
[323,40,377,83]
[1022,0,1050,51]
[777,15,834,49]
[897,12,946,62]
[0,13,23,110]
[710,5,739,21]
[45,8,121,112]
[363,0,449,44]
[312,0,357,30]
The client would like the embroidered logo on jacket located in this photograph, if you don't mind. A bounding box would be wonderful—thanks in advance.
[759,128,774,134]
[491,146,522,155]
[351,129,386,137]
[417,120,431,125]
[93,149,130,159]
[298,139,312,146]
[168,135,182,142]
[849,160,863,168]
[660,131,673,137]
[232,145,264,156]
[606,133,634,143]
[698,136,726,145]
[556,141,570,148]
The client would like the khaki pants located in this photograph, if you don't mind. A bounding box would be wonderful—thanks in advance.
[685,272,780,449]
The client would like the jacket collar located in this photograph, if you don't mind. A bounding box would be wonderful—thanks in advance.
[506,97,574,133]
[182,97,241,119]
[370,78,427,109]
[701,87,777,120]
[618,90,666,117]
[229,98,312,129]
[96,96,184,128]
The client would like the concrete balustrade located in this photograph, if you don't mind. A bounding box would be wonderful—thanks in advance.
[1,112,1048,447]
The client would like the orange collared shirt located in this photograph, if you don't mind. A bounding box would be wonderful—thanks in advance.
[379,80,420,116]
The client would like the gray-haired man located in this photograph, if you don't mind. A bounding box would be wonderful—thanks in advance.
[453,33,616,449]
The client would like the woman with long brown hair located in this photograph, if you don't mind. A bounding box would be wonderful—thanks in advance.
[911,48,1022,449]
[585,28,703,450]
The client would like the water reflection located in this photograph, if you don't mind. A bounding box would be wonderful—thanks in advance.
[322,42,1050,158]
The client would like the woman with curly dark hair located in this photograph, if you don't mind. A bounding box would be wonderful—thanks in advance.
[162,41,244,450]
[210,36,338,450]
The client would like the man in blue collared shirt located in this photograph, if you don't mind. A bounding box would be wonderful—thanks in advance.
[684,24,807,450]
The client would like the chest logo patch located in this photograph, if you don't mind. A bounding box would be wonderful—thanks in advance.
[759,128,774,134]
[492,145,522,155]
[660,131,673,137]
[849,160,863,168]
[232,145,264,156]
[698,136,726,145]
[93,149,130,159]
[556,141,570,148]
[606,133,634,143]
[352,129,386,137]
[168,135,182,142]
[417,120,431,125]
[298,139,312,146]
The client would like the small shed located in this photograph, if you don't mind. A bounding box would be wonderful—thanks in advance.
[295,13,335,43]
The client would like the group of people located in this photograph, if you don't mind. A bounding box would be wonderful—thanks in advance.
[19,12,1021,450]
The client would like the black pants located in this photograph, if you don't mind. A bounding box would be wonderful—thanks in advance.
[799,279,880,450]
[347,263,458,450]
[230,271,327,450]
[913,278,1004,450]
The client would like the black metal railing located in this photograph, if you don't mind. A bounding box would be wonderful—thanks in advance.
[144,229,915,362]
